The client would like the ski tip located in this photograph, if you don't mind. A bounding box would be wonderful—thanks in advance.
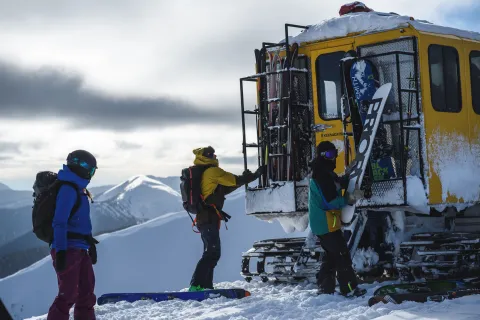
[368,297,377,307]
[245,290,251,297]
[368,296,385,307]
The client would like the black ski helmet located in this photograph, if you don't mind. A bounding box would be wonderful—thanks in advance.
[316,141,337,157]
[315,141,338,170]
[202,146,216,159]
[66,149,97,180]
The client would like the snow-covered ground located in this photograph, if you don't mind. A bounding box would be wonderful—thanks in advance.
[6,205,480,320]
[26,280,480,320]
[0,188,302,319]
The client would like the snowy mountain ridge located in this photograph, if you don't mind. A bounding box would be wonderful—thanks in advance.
[97,175,180,202]
[0,182,11,191]
[0,175,184,279]
[0,187,32,209]
[0,174,184,241]
[94,174,183,221]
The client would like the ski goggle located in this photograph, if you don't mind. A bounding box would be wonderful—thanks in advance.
[320,149,338,160]
[205,152,216,159]
[72,158,97,177]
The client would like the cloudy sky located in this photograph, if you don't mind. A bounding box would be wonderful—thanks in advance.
[0,0,478,190]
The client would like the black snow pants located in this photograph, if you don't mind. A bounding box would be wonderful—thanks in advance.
[316,229,358,295]
[190,223,221,289]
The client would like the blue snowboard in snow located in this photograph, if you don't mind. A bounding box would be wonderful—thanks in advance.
[97,288,250,305]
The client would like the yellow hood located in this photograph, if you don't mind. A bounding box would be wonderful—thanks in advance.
[193,147,219,167]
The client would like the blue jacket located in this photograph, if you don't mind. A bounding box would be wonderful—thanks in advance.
[308,179,346,236]
[51,165,92,251]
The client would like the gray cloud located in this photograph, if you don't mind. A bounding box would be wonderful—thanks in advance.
[0,0,148,24]
[115,140,142,150]
[0,61,236,130]
[23,142,46,150]
[220,155,257,166]
[0,142,20,154]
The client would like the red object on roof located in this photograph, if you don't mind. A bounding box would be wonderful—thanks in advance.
[339,2,373,16]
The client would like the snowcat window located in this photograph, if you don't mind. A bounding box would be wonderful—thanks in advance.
[428,45,462,113]
[470,51,480,115]
[316,51,345,120]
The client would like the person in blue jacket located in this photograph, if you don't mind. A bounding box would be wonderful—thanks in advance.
[48,150,98,320]
[309,141,366,297]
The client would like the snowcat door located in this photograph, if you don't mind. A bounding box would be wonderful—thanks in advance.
[312,47,356,170]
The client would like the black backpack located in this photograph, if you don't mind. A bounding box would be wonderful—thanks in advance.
[180,165,211,214]
[32,171,82,244]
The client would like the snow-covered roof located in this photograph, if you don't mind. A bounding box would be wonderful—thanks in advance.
[290,12,480,44]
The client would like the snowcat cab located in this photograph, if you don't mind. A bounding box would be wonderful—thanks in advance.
[239,6,480,284]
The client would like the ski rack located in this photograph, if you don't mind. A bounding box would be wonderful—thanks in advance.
[340,38,425,208]
[239,24,309,214]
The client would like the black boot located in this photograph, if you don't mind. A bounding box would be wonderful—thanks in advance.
[316,287,335,295]
[344,287,367,298]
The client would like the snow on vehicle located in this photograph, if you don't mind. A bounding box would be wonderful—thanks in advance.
[238,4,480,284]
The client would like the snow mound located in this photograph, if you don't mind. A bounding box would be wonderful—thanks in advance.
[353,247,380,272]
[428,130,480,205]
[290,11,480,44]
[95,175,183,220]
[246,182,297,215]
[26,280,480,320]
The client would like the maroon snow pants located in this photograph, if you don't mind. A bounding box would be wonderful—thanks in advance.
[47,248,96,320]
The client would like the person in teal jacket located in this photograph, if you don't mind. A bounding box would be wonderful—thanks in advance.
[309,141,366,297]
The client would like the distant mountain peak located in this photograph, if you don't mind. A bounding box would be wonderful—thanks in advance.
[94,174,182,221]
[0,182,11,191]
[123,175,178,194]
[146,175,181,193]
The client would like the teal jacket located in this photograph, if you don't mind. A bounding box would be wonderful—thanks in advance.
[308,179,347,236]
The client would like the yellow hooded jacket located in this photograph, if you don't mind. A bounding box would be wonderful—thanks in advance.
[192,148,238,225]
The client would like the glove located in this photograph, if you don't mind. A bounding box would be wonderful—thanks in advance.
[353,189,365,199]
[55,250,67,273]
[242,169,253,176]
[254,165,266,178]
[89,244,97,265]
[220,210,231,222]
[346,189,364,205]
[236,169,255,186]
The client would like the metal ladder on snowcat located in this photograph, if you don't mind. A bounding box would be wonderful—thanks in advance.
[239,24,311,210]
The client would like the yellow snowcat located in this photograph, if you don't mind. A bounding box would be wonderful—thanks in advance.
[239,4,480,284]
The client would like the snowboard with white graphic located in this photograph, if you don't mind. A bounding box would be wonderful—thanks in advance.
[341,83,392,223]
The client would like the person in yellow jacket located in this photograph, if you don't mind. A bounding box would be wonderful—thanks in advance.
[189,146,264,292]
